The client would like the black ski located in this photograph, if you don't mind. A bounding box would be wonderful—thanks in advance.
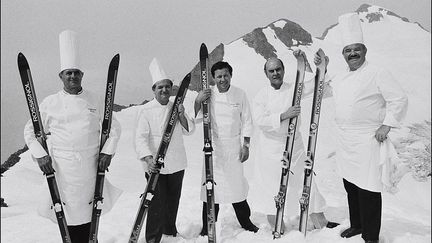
[200,43,217,243]
[299,49,326,235]
[128,73,192,243]
[17,53,72,243]
[88,54,120,243]
[272,51,311,239]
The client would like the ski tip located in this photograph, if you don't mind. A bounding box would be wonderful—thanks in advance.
[110,54,120,66]
[200,43,208,56]
[183,72,191,81]
[17,52,28,67]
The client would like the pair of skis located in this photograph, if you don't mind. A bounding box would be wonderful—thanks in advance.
[272,49,327,238]
[200,43,217,243]
[18,53,120,243]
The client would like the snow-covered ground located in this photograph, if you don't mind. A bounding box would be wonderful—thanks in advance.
[1,105,431,243]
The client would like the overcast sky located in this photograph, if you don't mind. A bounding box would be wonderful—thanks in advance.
[1,0,430,161]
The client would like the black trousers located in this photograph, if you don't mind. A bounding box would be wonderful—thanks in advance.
[343,179,382,241]
[145,170,185,243]
[201,200,254,230]
[68,222,93,243]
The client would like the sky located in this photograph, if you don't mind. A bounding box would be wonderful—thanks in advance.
[1,0,431,161]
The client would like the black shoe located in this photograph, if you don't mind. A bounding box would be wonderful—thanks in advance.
[243,223,259,233]
[364,240,378,243]
[326,221,340,228]
[340,227,362,238]
[199,228,207,236]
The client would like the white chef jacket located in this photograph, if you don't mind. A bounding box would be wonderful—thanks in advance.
[134,98,195,175]
[196,85,253,204]
[23,89,122,225]
[329,61,408,192]
[252,82,326,216]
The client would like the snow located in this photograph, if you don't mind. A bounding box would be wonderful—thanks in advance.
[1,109,431,242]
[2,6,431,243]
[273,20,286,29]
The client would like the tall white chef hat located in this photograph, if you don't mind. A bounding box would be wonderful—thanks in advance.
[149,57,171,85]
[338,13,364,47]
[59,30,81,72]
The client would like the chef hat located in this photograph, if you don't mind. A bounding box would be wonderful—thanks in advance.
[338,13,364,47]
[59,30,81,72]
[149,57,171,85]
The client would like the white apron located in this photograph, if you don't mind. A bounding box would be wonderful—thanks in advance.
[38,147,122,225]
[200,136,249,204]
[331,62,408,192]
[254,130,326,217]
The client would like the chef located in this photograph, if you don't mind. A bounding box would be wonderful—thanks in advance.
[314,13,408,243]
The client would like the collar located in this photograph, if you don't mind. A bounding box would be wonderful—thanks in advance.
[62,88,84,95]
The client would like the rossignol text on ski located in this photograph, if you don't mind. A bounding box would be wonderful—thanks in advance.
[88,54,120,243]
[17,52,72,243]
[200,43,217,243]
[299,49,327,235]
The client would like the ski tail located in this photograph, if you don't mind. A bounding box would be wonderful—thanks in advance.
[17,53,72,243]
[299,49,327,235]
[128,73,191,242]
[273,52,307,239]
[200,43,217,243]
[89,54,120,243]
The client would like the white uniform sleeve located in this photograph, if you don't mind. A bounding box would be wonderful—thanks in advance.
[134,109,153,160]
[252,90,283,132]
[23,99,49,159]
[377,69,408,128]
[181,112,196,135]
[100,112,122,155]
[241,91,253,137]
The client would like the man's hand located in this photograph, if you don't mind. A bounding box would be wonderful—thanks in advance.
[240,145,250,163]
[293,49,305,58]
[36,155,55,174]
[142,156,160,173]
[281,105,301,121]
[314,49,329,68]
[178,104,185,118]
[375,125,391,143]
[196,88,211,104]
[98,153,112,171]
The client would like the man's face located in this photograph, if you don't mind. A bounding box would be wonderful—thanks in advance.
[59,69,83,92]
[342,43,367,71]
[153,79,172,105]
[265,59,285,89]
[213,68,231,93]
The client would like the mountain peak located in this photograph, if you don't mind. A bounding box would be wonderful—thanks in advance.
[356,4,410,23]
[241,18,312,60]
[320,4,429,39]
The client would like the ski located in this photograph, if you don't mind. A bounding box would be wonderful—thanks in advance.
[128,72,191,243]
[88,54,120,243]
[17,53,72,243]
[298,49,327,235]
[272,51,311,239]
[200,43,217,243]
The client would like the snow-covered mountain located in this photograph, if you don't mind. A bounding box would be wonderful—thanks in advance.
[2,4,430,243]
